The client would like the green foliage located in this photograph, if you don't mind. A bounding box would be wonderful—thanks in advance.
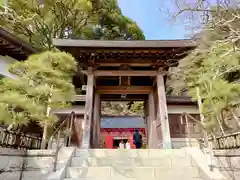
[0,51,77,128]
[128,101,144,115]
[93,0,145,40]
[0,0,94,49]
[0,0,144,50]
[177,42,240,134]
[101,101,144,116]
[168,7,240,134]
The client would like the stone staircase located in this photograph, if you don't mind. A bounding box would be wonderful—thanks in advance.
[48,137,65,150]
[0,147,227,180]
[64,148,203,180]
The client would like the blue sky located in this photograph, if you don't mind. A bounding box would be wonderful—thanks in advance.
[118,0,188,40]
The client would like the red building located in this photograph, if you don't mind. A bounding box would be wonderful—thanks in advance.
[100,116,146,148]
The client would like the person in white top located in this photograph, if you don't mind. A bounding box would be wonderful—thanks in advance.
[119,140,125,149]
[125,140,131,149]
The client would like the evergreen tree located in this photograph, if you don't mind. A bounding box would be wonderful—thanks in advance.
[167,2,240,135]
[0,51,77,148]
[0,0,144,50]
[92,0,145,40]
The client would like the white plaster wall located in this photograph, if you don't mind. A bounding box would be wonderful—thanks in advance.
[51,105,85,115]
[167,105,199,114]
[0,55,17,78]
[166,105,200,149]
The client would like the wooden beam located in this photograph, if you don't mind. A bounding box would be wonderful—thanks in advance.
[73,95,148,101]
[100,97,146,101]
[96,62,154,67]
[74,95,86,101]
[82,70,158,76]
[95,59,158,67]
[96,86,153,94]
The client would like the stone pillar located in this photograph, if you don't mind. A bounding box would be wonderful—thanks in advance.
[82,68,94,149]
[156,73,172,149]
[148,92,158,148]
[93,93,101,148]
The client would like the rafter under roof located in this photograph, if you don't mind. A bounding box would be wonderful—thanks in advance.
[0,28,39,60]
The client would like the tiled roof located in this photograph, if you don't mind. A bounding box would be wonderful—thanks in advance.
[101,116,145,128]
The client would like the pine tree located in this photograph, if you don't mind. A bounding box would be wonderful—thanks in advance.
[165,2,240,135]
[169,39,240,135]
[0,51,77,148]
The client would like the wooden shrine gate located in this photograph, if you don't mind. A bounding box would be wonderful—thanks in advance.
[53,39,197,149]
[83,69,172,149]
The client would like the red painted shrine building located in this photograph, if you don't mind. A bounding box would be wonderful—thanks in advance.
[100,116,146,148]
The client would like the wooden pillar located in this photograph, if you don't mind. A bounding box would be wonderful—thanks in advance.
[148,92,158,148]
[82,68,94,149]
[72,115,83,147]
[93,93,101,148]
[143,100,148,139]
[97,99,102,147]
[156,73,172,149]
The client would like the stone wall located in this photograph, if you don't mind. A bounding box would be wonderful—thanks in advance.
[214,149,240,180]
[156,138,200,149]
[0,148,24,173]
[0,147,75,180]
[171,138,200,149]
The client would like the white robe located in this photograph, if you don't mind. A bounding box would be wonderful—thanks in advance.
[119,142,124,149]
[126,142,131,149]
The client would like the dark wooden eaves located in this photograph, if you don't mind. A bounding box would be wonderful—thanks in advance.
[0,28,39,60]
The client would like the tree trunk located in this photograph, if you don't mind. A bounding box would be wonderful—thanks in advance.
[216,115,225,135]
[196,87,209,148]
[41,100,51,149]
[7,124,14,131]
[41,123,48,149]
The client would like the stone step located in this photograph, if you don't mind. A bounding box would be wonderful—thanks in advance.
[71,156,195,167]
[0,170,52,180]
[25,156,54,169]
[63,178,137,180]
[64,179,202,180]
[27,149,56,156]
[75,149,188,158]
[67,166,200,179]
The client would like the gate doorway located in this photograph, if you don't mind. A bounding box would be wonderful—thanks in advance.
[100,116,146,149]
[113,138,128,148]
